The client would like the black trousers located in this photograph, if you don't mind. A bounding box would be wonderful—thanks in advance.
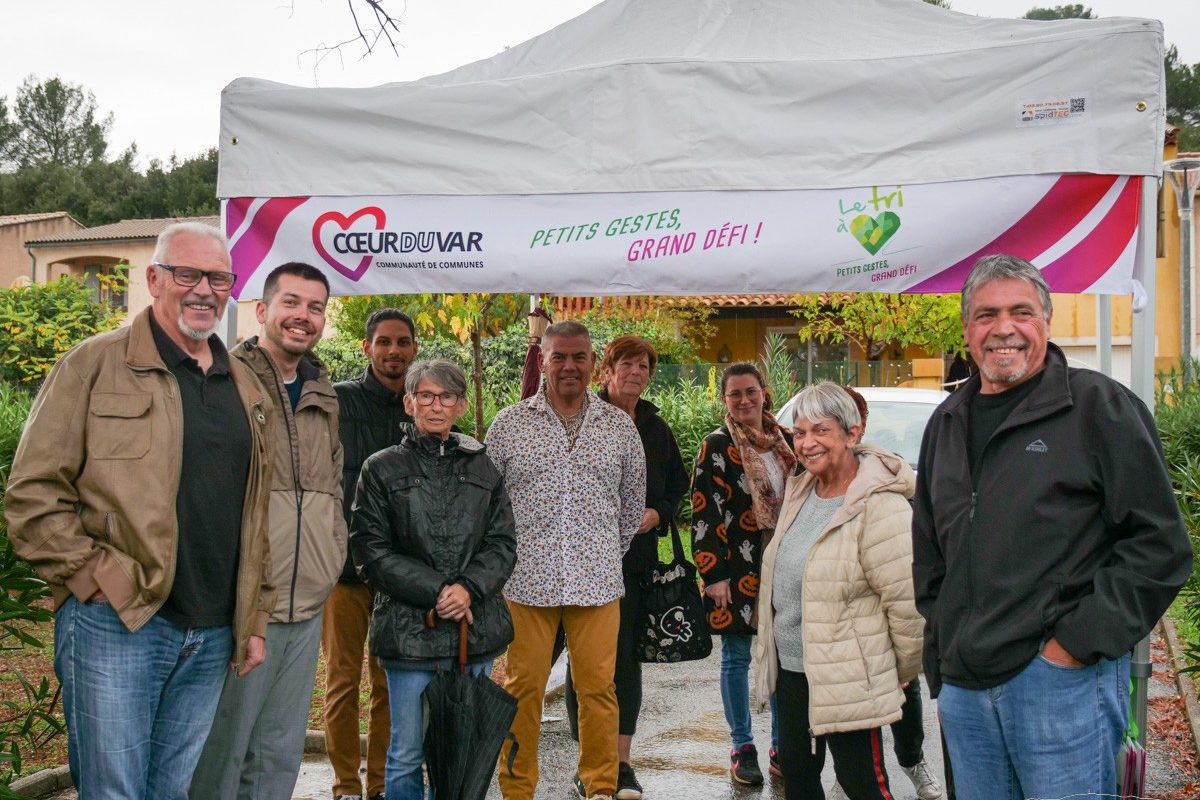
[891,677,924,768]
[558,577,644,739]
[776,668,894,800]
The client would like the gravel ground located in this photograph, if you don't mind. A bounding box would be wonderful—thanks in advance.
[33,629,1200,799]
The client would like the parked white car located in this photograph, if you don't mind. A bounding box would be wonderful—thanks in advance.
[775,386,948,471]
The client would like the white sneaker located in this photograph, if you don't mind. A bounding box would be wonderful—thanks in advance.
[902,757,946,800]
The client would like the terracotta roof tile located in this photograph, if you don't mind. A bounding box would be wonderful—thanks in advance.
[682,294,796,307]
[0,211,79,228]
[26,215,219,245]
[553,293,798,314]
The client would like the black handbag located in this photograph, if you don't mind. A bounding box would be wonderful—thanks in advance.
[636,522,713,663]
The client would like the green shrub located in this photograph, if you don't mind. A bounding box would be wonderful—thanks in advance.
[1157,359,1200,468]
[761,332,803,412]
[647,373,723,473]
[0,381,62,788]
[576,302,705,365]
[313,334,367,385]
[645,370,724,521]
[0,272,127,386]
[461,381,522,441]
[316,325,530,398]
[480,325,531,390]
[0,383,32,473]
[1157,369,1200,670]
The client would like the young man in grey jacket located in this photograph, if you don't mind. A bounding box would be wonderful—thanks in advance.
[191,262,345,800]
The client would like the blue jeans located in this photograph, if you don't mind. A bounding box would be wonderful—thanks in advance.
[384,661,492,800]
[720,634,778,750]
[54,597,233,800]
[938,652,1130,800]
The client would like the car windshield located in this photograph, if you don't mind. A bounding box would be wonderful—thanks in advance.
[859,400,936,468]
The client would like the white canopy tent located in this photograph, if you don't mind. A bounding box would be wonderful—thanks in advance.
[218,0,1170,746]
[218,0,1163,310]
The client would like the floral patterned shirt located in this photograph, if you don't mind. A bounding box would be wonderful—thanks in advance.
[485,389,646,607]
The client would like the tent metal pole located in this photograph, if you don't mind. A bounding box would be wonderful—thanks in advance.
[1132,175,1158,400]
[220,299,239,347]
[1165,158,1200,373]
[1097,295,1112,377]
[218,204,239,347]
[1130,175,1159,746]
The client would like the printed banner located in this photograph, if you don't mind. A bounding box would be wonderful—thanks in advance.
[224,174,1141,300]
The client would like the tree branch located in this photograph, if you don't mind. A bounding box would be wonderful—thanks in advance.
[297,0,406,75]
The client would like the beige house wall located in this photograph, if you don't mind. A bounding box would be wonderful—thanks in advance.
[0,217,82,288]
[31,240,260,342]
[31,236,262,340]
[37,241,155,318]
[697,315,799,364]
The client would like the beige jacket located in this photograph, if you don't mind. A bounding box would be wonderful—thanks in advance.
[233,339,345,623]
[753,444,923,736]
[5,308,275,668]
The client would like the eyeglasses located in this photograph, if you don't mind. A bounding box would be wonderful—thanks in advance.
[724,388,763,402]
[153,263,236,292]
[412,390,461,407]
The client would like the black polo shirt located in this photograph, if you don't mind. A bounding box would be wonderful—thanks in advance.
[149,314,251,628]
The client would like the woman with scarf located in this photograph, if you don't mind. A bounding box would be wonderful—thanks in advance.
[691,361,794,786]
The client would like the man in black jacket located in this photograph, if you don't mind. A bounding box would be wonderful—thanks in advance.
[912,254,1192,800]
[324,308,418,800]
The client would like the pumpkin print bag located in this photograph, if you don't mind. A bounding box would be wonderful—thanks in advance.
[637,521,714,663]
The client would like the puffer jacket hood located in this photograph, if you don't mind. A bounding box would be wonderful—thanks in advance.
[234,339,346,623]
[754,444,923,736]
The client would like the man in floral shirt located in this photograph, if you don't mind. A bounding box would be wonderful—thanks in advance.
[486,321,645,800]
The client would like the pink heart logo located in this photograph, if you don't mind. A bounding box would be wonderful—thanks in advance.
[311,207,386,281]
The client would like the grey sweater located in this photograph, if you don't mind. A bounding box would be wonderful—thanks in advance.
[771,492,844,672]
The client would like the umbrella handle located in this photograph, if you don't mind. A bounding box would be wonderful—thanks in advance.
[458,617,469,675]
[426,610,470,675]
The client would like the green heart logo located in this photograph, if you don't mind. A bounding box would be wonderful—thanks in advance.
[849,212,902,255]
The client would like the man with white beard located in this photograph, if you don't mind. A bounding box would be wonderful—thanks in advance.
[5,222,275,800]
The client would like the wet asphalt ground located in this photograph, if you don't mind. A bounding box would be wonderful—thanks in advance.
[291,646,946,799]
[35,629,1196,799]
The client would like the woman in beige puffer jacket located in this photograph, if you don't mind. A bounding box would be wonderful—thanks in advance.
[752,383,922,800]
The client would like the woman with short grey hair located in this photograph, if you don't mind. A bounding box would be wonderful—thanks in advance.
[350,358,517,800]
[753,381,923,800]
[788,382,861,438]
[404,358,468,399]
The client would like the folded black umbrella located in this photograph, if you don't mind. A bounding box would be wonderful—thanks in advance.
[422,615,519,800]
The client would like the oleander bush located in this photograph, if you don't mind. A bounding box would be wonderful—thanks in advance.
[0,381,63,794]
[0,270,127,387]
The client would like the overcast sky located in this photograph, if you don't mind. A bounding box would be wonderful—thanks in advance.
[1,0,1196,167]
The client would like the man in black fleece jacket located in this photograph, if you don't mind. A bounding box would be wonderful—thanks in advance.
[324,308,417,800]
[913,254,1192,800]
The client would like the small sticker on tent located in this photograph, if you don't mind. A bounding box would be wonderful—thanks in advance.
[1017,94,1088,127]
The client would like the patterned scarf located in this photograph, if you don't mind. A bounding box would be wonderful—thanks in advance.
[725,411,797,530]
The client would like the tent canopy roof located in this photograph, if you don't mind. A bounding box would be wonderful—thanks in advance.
[218,0,1165,199]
